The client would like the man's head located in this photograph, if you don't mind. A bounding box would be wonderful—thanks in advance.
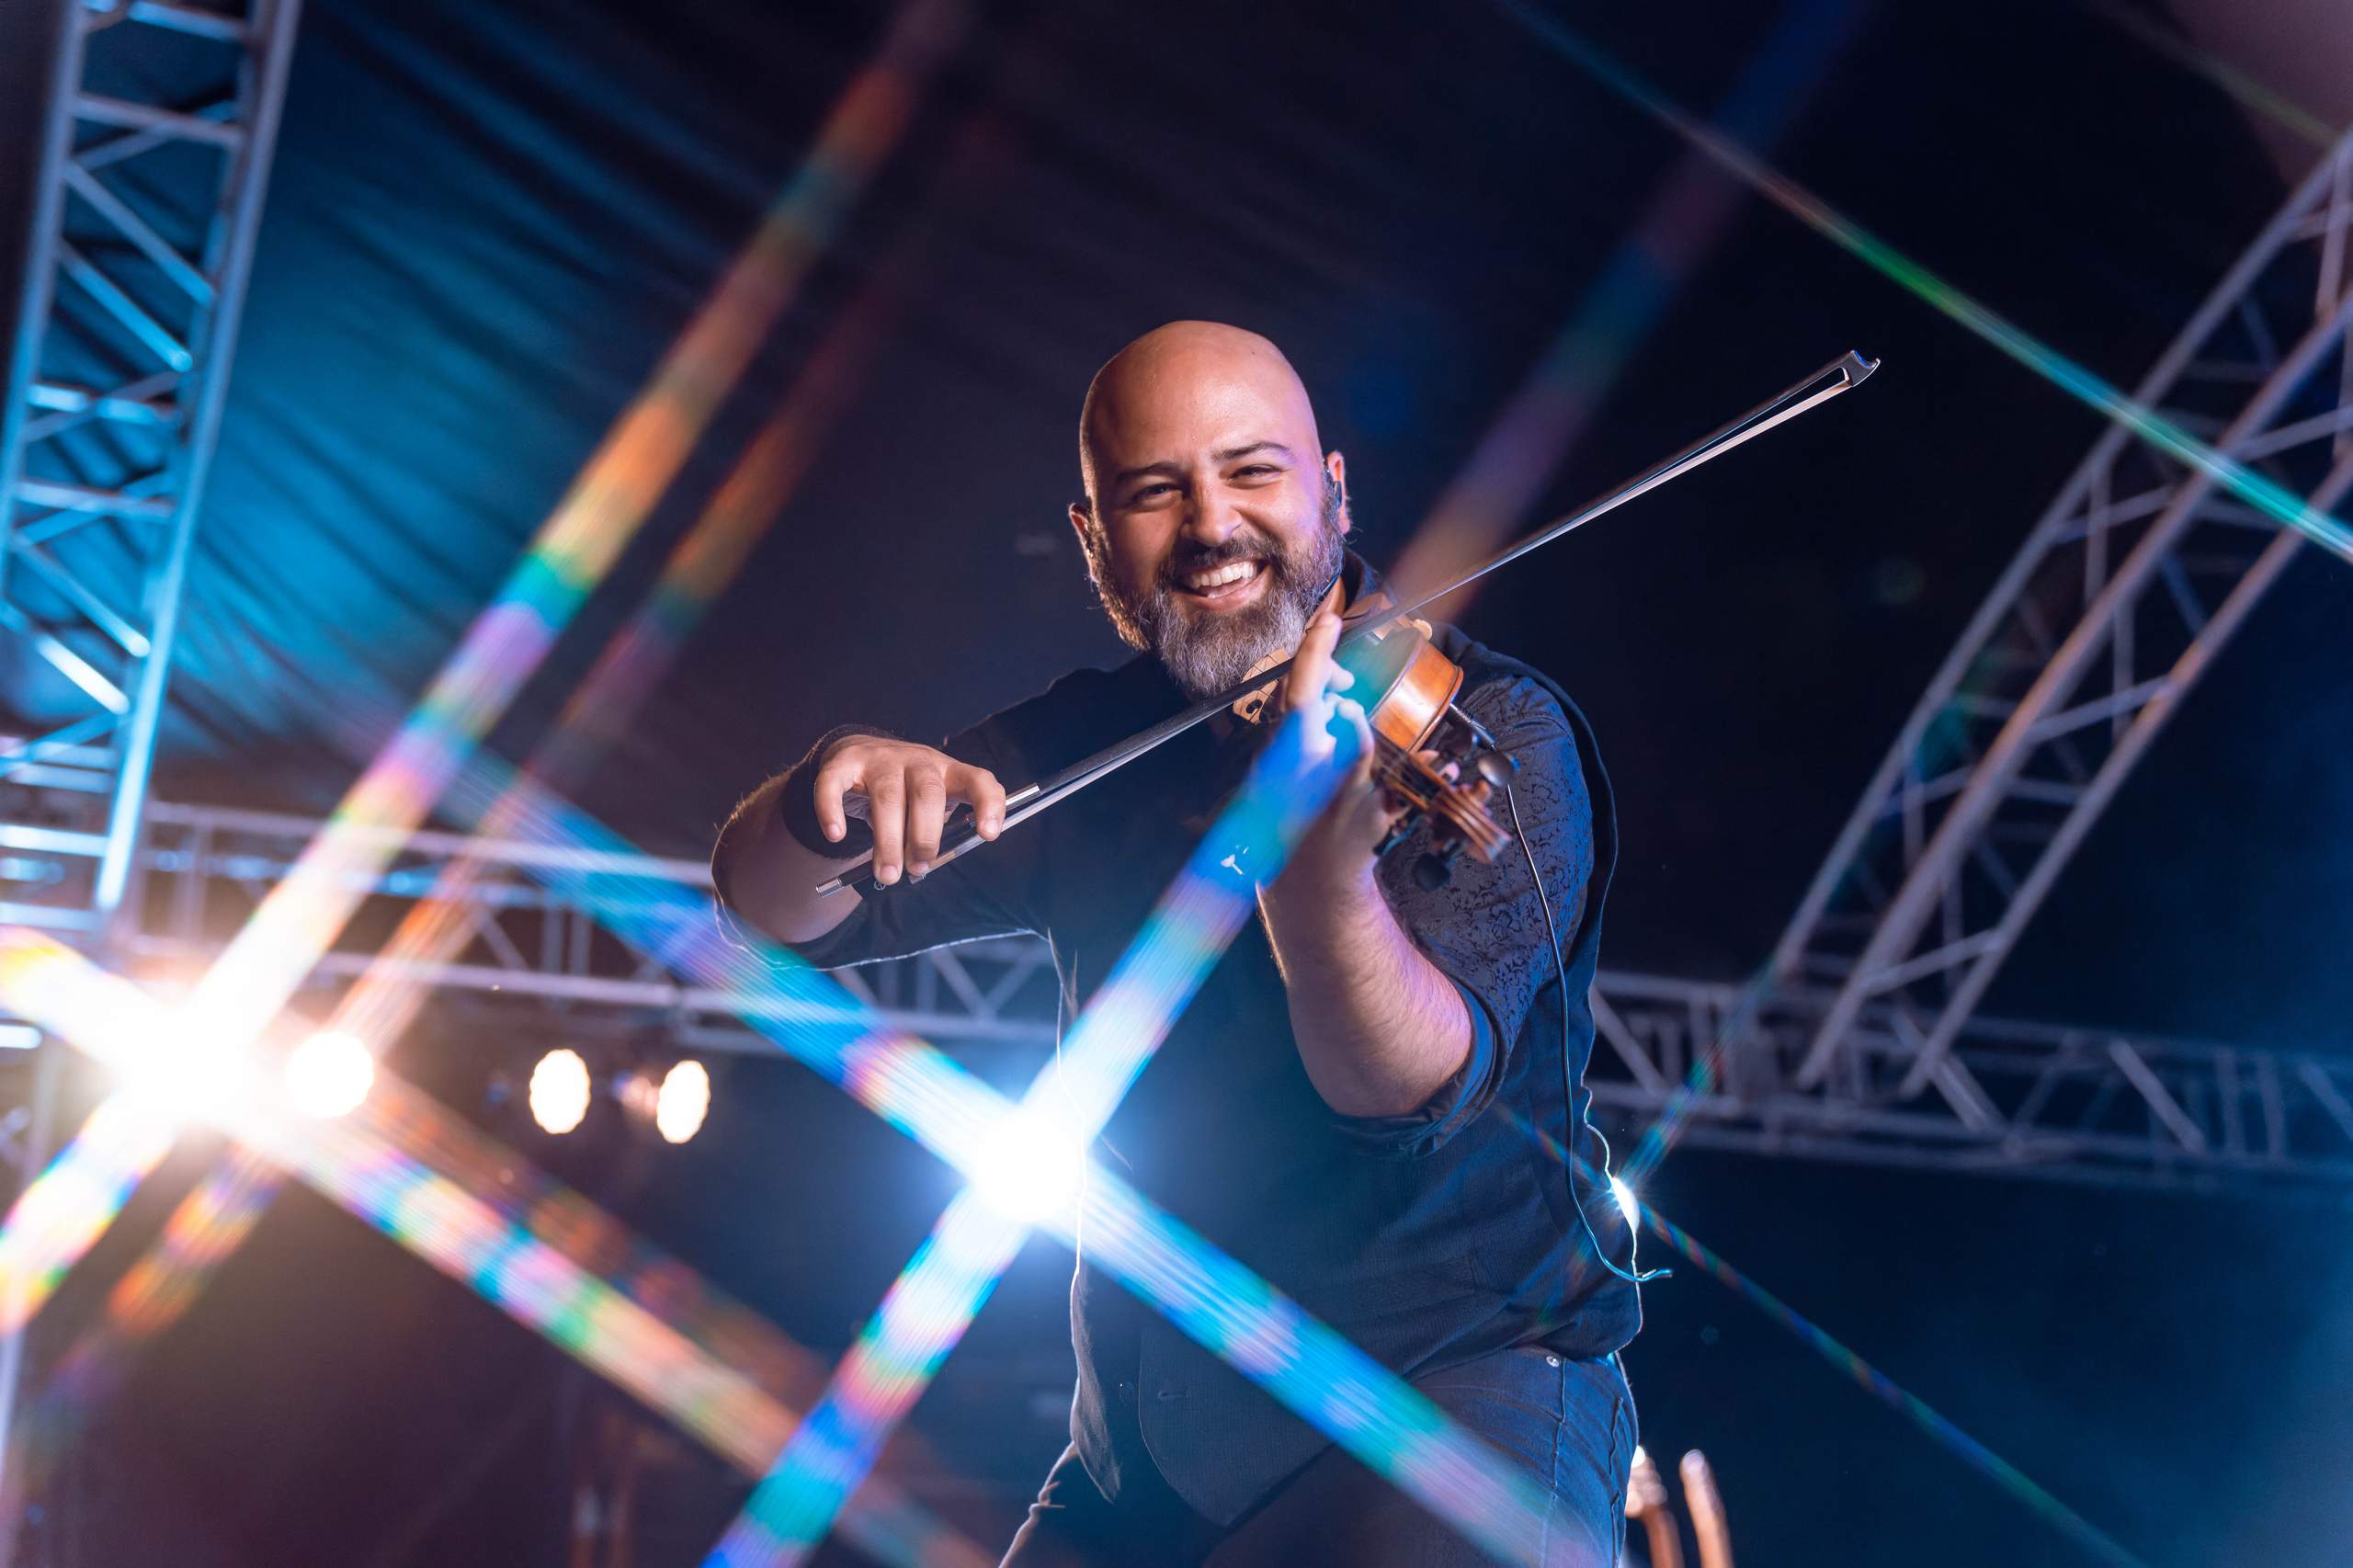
[1070,321,1348,699]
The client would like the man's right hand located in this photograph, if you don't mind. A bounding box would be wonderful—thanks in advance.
[813,735,1006,886]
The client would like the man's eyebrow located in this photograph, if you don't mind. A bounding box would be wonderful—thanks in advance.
[1215,441,1293,464]
[1109,459,1184,488]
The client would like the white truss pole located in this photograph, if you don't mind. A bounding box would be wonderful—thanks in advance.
[1770,131,2353,1103]
[0,0,305,946]
[0,12,304,1547]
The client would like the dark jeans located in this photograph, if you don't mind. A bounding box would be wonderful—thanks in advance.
[1001,1347,1634,1567]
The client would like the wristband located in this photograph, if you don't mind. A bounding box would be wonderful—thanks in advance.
[776,725,895,858]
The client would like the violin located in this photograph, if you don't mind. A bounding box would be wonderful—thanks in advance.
[815,349,1876,899]
[1286,597,1518,889]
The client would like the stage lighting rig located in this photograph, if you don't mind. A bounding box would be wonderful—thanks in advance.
[617,1057,712,1145]
[529,1047,593,1135]
[653,1059,710,1145]
[508,1044,713,1144]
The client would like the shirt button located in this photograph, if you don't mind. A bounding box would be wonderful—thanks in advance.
[1544,1354,1562,1368]
[1115,1381,1135,1404]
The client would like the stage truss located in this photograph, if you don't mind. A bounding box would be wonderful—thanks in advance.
[122,799,2353,1196]
[0,21,2343,1568]
[0,0,302,944]
[1770,131,2353,1112]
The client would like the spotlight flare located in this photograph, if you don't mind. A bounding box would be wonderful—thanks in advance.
[530,1048,593,1135]
[285,1030,374,1119]
[972,1111,1083,1224]
[656,1060,711,1144]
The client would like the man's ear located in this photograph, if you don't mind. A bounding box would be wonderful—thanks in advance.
[1068,497,1094,549]
[1325,450,1351,536]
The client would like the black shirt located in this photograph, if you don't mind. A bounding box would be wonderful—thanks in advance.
[785,559,1640,1524]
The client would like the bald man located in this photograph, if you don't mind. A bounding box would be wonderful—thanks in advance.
[715,323,1641,1565]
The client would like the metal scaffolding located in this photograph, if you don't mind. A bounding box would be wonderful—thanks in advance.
[0,0,304,946]
[1769,130,2353,1113]
[128,799,2353,1194]
[0,14,305,1533]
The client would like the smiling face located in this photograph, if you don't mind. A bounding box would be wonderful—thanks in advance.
[1072,322,1348,698]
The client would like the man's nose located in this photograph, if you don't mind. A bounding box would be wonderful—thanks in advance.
[1179,484,1244,547]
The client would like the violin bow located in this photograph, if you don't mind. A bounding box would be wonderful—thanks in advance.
[816,348,1877,896]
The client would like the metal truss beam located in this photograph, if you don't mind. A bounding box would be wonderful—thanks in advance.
[118,801,2353,1195]
[128,801,1065,1053]
[0,0,304,945]
[1770,130,2353,1108]
[1586,971,2353,1199]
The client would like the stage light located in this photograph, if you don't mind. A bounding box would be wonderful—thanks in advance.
[1610,1174,1641,1230]
[972,1110,1083,1223]
[654,1059,710,1144]
[284,1030,374,1119]
[529,1048,592,1134]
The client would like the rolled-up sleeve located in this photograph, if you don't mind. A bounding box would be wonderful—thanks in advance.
[1335,675,1594,1158]
[762,719,1043,971]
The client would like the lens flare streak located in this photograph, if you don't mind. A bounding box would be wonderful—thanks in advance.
[0,1094,176,1335]
[1083,1176,1556,1565]
[1499,0,2353,563]
[19,704,1606,1568]
[0,0,960,1363]
[440,713,1571,1564]
[0,931,993,1568]
[1505,1108,2150,1568]
[1389,0,1862,610]
[36,108,996,1460]
[706,1190,1029,1568]
[710,715,1353,1565]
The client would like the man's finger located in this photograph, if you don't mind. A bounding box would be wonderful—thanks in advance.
[1284,608,1345,711]
[811,754,863,842]
[953,764,1007,839]
[867,768,906,885]
[906,765,948,873]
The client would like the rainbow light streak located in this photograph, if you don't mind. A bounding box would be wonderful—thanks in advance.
[37,120,1001,1443]
[1502,1108,2150,1568]
[2077,0,2341,149]
[339,106,971,1061]
[11,764,1563,1565]
[1390,0,1862,609]
[710,715,1358,1565]
[1616,974,1774,1193]
[185,0,967,1051]
[367,734,1558,1562]
[707,1189,1029,1568]
[1498,0,2353,564]
[0,1094,175,1335]
[0,0,961,1355]
[1079,1175,1558,1565]
[0,931,991,1568]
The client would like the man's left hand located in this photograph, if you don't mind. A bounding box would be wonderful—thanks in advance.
[1262,608,1403,904]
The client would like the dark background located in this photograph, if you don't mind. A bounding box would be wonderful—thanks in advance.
[2,0,2348,1563]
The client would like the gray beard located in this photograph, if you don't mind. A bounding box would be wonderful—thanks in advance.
[1087,483,1346,700]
